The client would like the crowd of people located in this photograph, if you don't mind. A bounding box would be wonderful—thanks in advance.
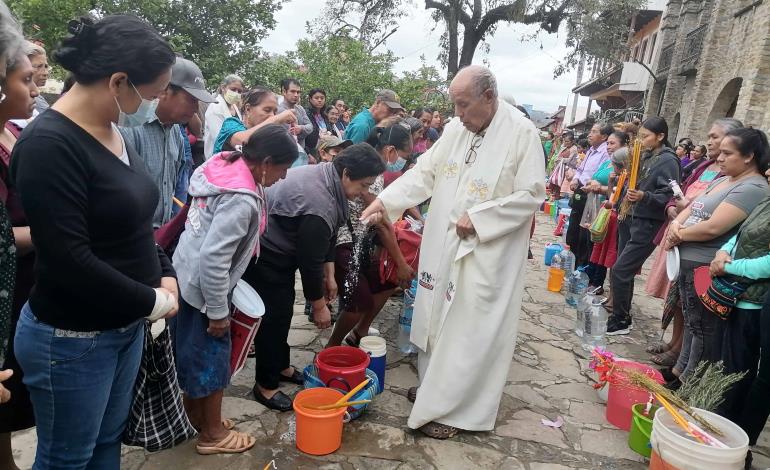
[546,110,770,464]
[1,4,769,469]
[0,8,541,467]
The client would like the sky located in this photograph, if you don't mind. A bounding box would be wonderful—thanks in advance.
[261,0,669,115]
[261,0,579,114]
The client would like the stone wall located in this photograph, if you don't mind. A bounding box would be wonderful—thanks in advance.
[645,0,770,142]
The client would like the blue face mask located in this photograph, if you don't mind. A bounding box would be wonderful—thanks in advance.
[386,157,407,172]
[115,81,159,127]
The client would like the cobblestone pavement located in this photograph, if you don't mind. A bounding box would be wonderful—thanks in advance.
[12,213,770,468]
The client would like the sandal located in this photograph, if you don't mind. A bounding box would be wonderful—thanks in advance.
[419,422,459,439]
[651,350,679,367]
[407,386,418,403]
[192,418,236,433]
[196,430,256,455]
[646,342,671,354]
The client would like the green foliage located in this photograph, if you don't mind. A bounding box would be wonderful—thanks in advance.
[7,0,285,84]
[675,361,746,412]
[245,36,449,113]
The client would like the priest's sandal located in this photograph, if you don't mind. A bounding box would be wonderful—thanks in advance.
[196,430,256,455]
[419,422,458,439]
[407,386,418,403]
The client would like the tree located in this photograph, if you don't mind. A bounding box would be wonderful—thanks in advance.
[312,0,410,52]
[7,0,285,84]
[317,0,647,80]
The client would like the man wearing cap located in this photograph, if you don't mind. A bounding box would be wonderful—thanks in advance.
[120,56,215,228]
[316,135,352,162]
[344,89,404,144]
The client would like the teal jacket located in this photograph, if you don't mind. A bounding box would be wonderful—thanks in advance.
[345,108,375,144]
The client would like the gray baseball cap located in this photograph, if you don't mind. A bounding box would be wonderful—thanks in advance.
[170,57,216,103]
[375,89,404,111]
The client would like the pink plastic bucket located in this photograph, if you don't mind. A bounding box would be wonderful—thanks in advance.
[606,360,663,431]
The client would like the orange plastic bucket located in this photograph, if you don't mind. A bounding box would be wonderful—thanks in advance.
[293,388,347,455]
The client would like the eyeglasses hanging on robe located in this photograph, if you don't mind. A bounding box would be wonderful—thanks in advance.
[465,133,484,165]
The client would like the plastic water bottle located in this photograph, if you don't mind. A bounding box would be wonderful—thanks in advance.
[565,268,589,307]
[575,294,589,337]
[398,280,418,354]
[582,299,608,351]
[558,246,576,273]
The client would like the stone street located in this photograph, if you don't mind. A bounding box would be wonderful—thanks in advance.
[12,213,770,469]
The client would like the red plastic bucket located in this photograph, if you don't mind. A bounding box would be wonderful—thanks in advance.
[229,281,264,377]
[606,360,663,431]
[315,346,370,391]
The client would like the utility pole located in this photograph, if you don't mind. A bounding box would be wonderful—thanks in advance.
[569,53,585,125]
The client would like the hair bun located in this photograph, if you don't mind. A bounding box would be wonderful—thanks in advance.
[54,16,94,73]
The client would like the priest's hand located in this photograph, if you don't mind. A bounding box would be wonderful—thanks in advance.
[361,198,386,226]
[456,212,476,240]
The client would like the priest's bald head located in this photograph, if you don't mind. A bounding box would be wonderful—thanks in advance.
[448,65,499,134]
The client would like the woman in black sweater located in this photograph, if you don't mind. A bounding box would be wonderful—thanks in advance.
[9,15,178,468]
[244,144,385,411]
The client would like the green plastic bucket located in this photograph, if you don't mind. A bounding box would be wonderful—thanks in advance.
[628,403,658,458]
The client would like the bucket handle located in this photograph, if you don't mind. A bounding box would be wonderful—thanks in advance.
[325,376,352,392]
[632,416,652,440]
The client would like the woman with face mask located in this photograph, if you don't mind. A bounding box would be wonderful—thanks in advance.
[327,122,417,348]
[9,15,178,468]
[213,87,296,155]
[203,74,244,159]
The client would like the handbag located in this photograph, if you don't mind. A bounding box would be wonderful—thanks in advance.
[580,193,601,229]
[589,207,611,243]
[123,322,197,452]
[154,203,190,256]
[379,219,422,285]
[693,266,747,320]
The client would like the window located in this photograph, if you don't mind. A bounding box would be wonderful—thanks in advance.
[639,39,648,63]
[648,33,658,63]
[632,45,639,61]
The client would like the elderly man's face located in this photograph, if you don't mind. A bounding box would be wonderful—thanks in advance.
[449,80,496,134]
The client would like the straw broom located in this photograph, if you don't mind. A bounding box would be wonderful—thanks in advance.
[621,367,724,437]
[619,139,642,220]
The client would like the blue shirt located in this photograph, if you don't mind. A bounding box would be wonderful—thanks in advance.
[214,117,247,155]
[174,126,193,215]
[119,120,186,227]
[345,108,376,144]
[721,234,770,309]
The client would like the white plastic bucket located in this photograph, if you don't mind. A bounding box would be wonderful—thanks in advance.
[229,280,265,377]
[649,406,748,470]
[359,336,386,394]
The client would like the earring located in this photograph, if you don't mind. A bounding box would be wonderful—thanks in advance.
[261,170,266,187]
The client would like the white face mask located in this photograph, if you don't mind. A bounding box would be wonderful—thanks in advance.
[115,81,158,128]
[223,89,241,105]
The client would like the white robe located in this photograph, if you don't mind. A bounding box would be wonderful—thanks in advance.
[377,100,546,430]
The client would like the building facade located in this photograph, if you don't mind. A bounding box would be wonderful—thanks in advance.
[644,0,770,142]
[570,10,663,128]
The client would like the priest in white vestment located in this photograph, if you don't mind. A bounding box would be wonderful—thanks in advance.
[362,66,546,438]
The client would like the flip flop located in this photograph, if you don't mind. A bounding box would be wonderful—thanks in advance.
[646,342,670,354]
[344,330,363,348]
[651,350,679,367]
[419,422,458,439]
[196,430,256,455]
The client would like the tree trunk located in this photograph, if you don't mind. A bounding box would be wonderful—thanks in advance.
[457,29,482,73]
[446,9,460,79]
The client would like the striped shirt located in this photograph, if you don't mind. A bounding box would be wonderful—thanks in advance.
[120,120,186,228]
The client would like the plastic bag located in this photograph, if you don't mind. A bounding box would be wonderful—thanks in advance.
[580,192,601,228]
[589,207,611,243]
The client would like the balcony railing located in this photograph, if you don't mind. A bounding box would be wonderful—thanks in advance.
[680,24,707,74]
[601,108,644,124]
[657,44,674,75]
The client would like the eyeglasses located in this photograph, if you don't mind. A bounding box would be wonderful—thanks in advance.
[465,133,483,165]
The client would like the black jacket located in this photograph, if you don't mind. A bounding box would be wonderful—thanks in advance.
[631,146,681,221]
[305,107,330,152]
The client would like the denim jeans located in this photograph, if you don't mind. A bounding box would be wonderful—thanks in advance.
[14,303,144,470]
[675,259,725,380]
